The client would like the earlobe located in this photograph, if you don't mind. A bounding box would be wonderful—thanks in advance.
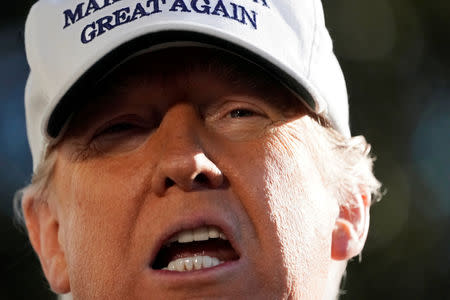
[331,191,371,261]
[22,190,70,294]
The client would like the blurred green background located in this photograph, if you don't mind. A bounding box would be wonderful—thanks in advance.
[0,0,449,299]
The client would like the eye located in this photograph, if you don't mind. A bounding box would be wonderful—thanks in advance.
[205,101,269,125]
[96,122,137,137]
[89,116,153,155]
[92,114,152,141]
[229,109,257,118]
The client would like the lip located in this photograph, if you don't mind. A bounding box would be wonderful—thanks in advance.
[148,214,242,271]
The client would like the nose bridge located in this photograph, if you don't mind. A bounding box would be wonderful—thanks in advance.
[161,103,201,151]
[151,103,223,196]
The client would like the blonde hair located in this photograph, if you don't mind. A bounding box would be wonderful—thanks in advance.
[13,148,57,225]
[313,116,382,207]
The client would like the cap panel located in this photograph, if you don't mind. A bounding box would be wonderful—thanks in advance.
[27,0,309,110]
[25,75,48,171]
[307,1,350,137]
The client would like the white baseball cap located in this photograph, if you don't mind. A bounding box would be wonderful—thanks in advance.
[25,0,349,171]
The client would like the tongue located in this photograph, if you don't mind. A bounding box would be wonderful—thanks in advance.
[153,240,239,269]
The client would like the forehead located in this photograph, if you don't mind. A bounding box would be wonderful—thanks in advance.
[92,47,290,100]
[65,47,305,134]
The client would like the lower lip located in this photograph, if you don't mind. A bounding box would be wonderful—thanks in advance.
[149,259,242,283]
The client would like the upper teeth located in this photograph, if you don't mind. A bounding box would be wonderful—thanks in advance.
[164,255,223,271]
[167,226,227,245]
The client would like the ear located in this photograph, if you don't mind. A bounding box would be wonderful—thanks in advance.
[22,190,70,294]
[331,188,371,260]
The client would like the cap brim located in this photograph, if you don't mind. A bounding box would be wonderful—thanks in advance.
[47,30,315,138]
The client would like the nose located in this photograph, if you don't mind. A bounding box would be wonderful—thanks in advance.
[151,103,224,196]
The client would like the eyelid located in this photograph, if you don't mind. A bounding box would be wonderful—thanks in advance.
[206,99,267,121]
[92,114,147,139]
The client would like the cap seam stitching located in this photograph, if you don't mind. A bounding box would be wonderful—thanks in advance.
[307,0,318,78]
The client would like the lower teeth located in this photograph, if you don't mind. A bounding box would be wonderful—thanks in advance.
[164,256,223,271]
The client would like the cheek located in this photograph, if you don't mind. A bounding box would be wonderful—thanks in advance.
[263,127,338,292]
[53,158,146,297]
[220,123,338,295]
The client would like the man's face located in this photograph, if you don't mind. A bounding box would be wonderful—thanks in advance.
[49,48,340,299]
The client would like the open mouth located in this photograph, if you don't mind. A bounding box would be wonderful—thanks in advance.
[152,226,240,272]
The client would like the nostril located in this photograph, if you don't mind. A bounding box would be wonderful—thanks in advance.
[194,173,209,185]
[165,178,175,188]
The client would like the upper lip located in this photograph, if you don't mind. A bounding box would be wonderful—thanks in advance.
[149,214,241,269]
